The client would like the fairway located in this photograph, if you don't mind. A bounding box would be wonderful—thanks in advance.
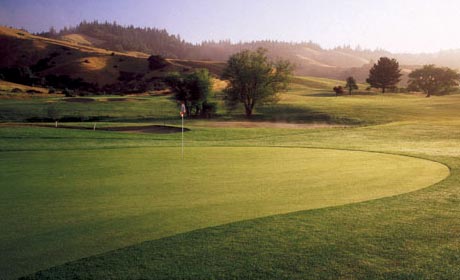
[0,146,449,279]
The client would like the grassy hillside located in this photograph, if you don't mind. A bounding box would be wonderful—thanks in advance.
[0,26,225,89]
[0,80,49,94]
[37,21,460,83]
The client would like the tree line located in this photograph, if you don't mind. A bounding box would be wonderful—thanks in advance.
[38,21,387,67]
[334,57,460,97]
[40,20,195,59]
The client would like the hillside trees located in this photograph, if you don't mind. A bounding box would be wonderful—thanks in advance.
[408,65,460,97]
[165,69,215,117]
[40,20,194,59]
[222,48,293,117]
[0,66,37,85]
[345,76,358,95]
[366,57,402,93]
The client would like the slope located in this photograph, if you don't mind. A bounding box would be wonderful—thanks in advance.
[0,26,225,90]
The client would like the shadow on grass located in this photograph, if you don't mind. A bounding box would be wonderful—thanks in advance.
[247,104,362,125]
[303,90,381,97]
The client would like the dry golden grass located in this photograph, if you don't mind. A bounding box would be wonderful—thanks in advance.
[212,78,227,91]
[0,26,226,88]
[61,34,93,46]
[60,33,106,47]
[296,54,335,68]
[80,56,109,71]
[0,80,47,93]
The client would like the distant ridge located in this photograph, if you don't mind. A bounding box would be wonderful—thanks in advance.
[3,21,460,86]
[35,21,460,81]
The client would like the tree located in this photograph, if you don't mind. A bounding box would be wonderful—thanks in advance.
[366,57,402,93]
[222,48,293,117]
[345,76,358,95]
[165,69,212,117]
[48,26,57,37]
[408,65,460,97]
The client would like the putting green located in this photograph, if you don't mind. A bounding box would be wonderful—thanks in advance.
[0,147,449,279]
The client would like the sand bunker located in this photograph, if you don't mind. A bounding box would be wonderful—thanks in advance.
[103,125,188,133]
[63,98,95,103]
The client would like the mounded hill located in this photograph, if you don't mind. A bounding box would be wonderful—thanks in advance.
[0,26,225,93]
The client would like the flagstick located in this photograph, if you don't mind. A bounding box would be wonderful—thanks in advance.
[181,114,184,159]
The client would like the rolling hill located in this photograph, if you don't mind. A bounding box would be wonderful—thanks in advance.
[0,26,225,93]
[3,21,460,92]
[36,21,460,82]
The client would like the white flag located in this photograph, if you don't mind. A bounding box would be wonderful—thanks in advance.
[180,103,186,117]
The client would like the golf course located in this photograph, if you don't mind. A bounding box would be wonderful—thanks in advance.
[1,75,460,279]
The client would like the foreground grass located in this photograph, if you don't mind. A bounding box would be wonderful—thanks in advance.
[25,160,460,279]
[14,125,460,279]
[0,145,447,279]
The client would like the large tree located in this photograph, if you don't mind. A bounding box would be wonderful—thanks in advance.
[408,65,460,97]
[222,48,293,117]
[165,69,212,117]
[366,57,402,93]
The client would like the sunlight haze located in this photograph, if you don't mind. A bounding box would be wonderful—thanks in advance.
[1,0,460,53]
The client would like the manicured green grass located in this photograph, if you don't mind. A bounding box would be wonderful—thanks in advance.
[0,95,178,122]
[4,75,459,125]
[0,145,447,279]
[2,76,460,279]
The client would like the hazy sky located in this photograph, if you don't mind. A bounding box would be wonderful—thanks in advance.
[1,0,460,53]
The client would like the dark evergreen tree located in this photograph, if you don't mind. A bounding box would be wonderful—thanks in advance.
[366,57,402,93]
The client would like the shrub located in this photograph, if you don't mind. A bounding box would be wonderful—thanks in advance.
[26,89,41,94]
[333,86,344,96]
[118,71,144,81]
[62,88,75,97]
[148,55,167,70]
